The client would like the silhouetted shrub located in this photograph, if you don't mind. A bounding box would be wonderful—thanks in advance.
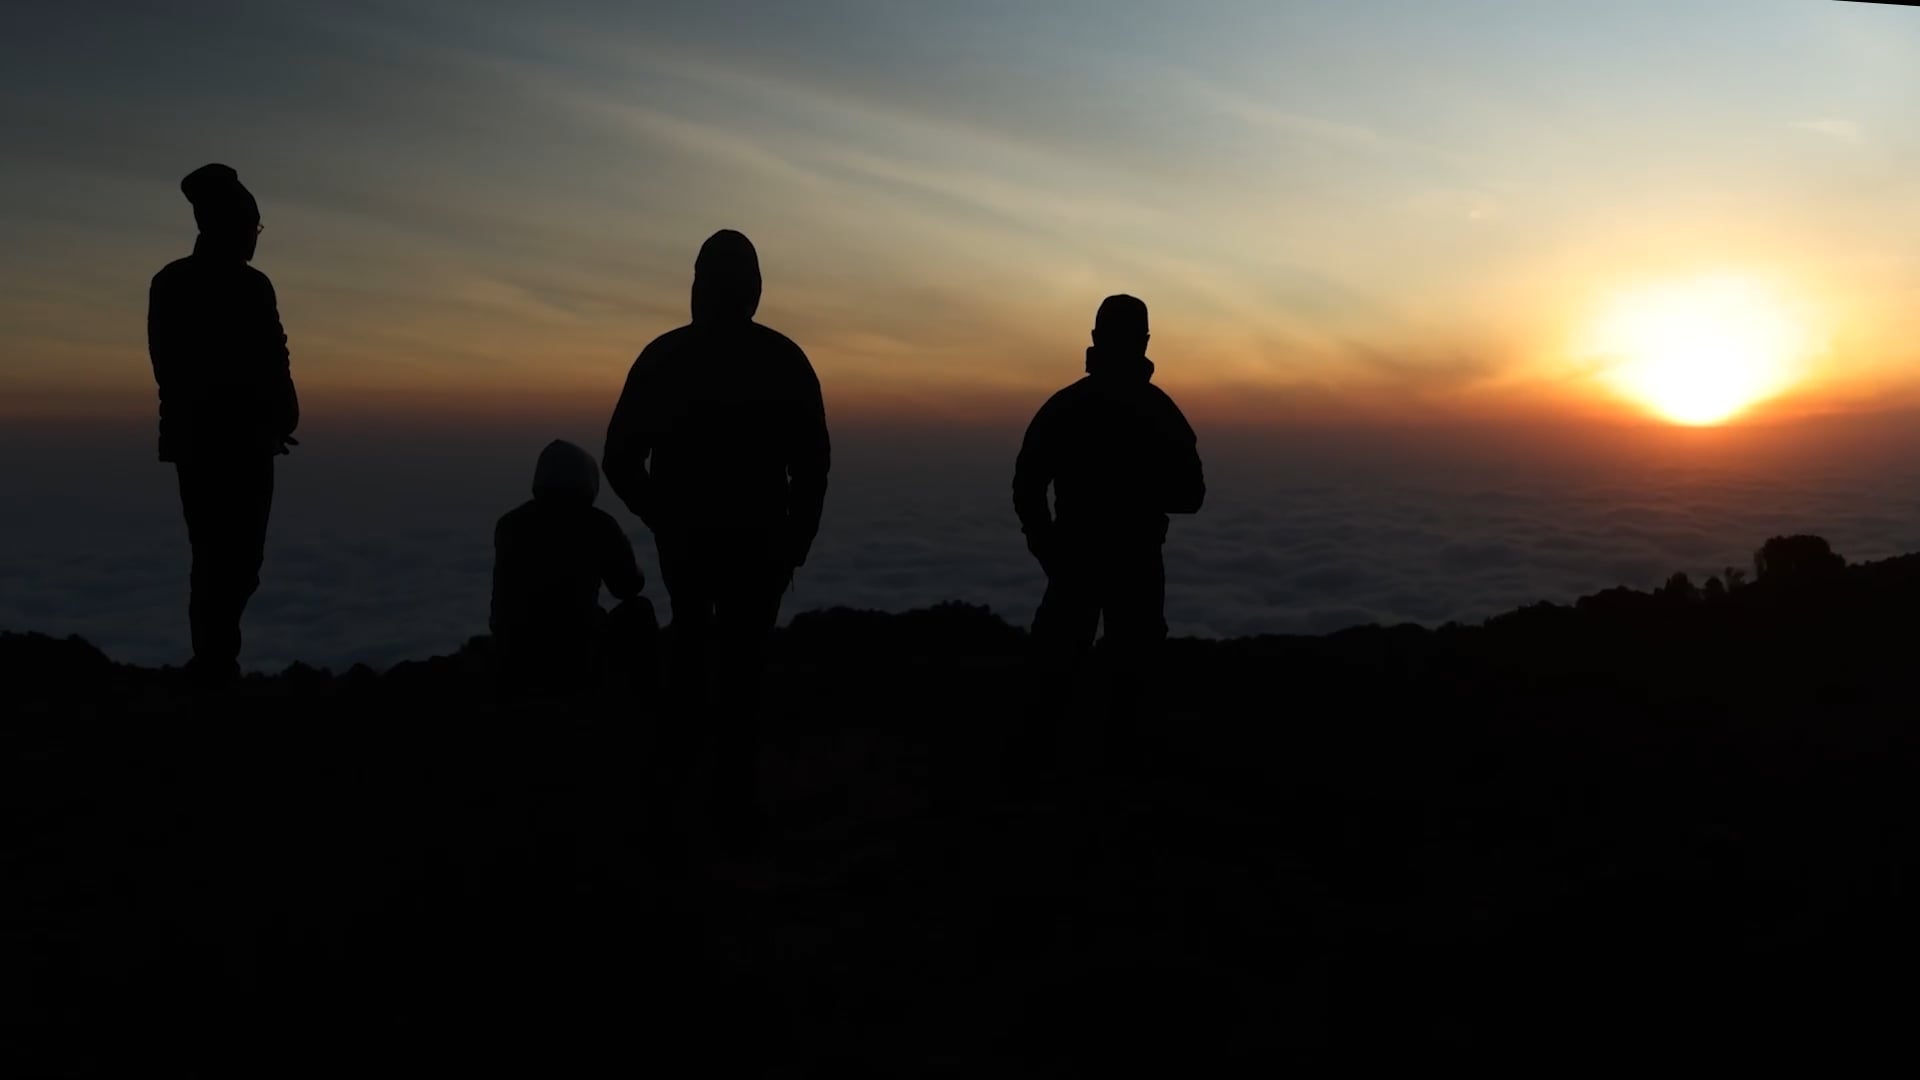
[1754,535,1845,584]
[1659,572,1698,603]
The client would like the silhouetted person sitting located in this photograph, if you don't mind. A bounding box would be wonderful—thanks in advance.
[603,229,830,846]
[490,440,656,696]
[1012,294,1205,772]
[148,164,299,687]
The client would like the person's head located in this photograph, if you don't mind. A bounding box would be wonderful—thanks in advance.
[531,439,601,505]
[1091,294,1150,356]
[690,229,762,324]
[181,163,261,262]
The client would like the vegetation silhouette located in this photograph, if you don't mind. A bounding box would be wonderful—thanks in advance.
[147,164,298,688]
[13,534,1920,1070]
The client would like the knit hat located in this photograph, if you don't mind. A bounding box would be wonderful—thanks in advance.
[181,163,259,232]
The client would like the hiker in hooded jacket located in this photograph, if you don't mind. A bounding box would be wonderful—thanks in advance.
[491,438,657,694]
[603,229,830,844]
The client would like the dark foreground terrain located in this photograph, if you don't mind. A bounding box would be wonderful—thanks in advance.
[10,536,1920,1074]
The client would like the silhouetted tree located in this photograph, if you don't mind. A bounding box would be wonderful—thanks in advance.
[1659,572,1698,603]
[1723,566,1748,591]
[1754,535,1845,584]
[1703,576,1728,602]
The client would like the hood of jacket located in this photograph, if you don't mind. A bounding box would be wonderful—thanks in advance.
[690,229,762,324]
[531,439,601,503]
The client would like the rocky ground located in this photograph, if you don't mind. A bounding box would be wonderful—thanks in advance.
[10,538,1920,1074]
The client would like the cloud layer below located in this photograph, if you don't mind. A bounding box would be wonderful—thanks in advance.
[7,419,1918,672]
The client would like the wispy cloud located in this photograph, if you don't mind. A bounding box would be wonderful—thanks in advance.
[1791,118,1865,145]
[4,1,1918,424]
[1164,69,1465,169]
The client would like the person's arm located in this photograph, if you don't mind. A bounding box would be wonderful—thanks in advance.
[1158,392,1205,515]
[259,274,298,446]
[597,510,645,601]
[148,270,181,404]
[784,348,831,569]
[1012,396,1060,541]
[603,346,660,529]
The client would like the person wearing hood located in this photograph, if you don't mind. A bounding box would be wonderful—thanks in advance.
[1012,295,1205,766]
[148,163,300,685]
[491,439,654,692]
[603,229,830,842]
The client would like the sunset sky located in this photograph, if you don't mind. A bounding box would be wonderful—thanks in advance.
[7,0,1920,432]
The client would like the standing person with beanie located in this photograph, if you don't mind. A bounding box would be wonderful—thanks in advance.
[603,229,830,850]
[148,163,299,687]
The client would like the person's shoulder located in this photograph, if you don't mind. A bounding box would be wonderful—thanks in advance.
[647,323,697,348]
[151,256,196,287]
[1140,380,1184,406]
[497,499,540,528]
[1023,380,1088,431]
[588,505,629,533]
[746,321,801,347]
[1048,377,1097,407]
[631,324,698,368]
[747,322,810,360]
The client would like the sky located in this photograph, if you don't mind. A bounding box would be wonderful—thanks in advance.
[8,1,1920,669]
[6,0,1920,429]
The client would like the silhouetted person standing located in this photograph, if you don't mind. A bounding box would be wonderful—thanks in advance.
[1013,295,1204,772]
[148,164,298,686]
[604,229,830,845]
[491,439,656,695]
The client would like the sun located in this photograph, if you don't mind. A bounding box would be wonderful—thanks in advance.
[1586,275,1816,425]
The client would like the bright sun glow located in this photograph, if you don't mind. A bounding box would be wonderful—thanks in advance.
[1587,276,1817,425]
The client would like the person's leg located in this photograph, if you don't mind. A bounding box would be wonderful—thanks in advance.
[712,532,786,712]
[176,458,268,681]
[705,533,788,849]
[651,536,717,821]
[176,461,215,670]
[231,454,275,662]
[1095,542,1169,773]
[1019,549,1103,785]
[654,534,716,714]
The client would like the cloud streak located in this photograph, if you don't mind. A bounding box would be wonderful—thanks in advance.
[6,2,1920,429]
[1791,118,1865,145]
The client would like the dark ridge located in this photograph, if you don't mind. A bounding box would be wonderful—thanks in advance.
[9,534,1920,1071]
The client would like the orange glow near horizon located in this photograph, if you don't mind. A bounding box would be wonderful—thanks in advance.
[1582,275,1824,427]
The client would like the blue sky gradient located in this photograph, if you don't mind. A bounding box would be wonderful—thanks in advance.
[7,1,1919,426]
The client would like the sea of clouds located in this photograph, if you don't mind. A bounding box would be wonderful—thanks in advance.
[6,418,1920,672]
